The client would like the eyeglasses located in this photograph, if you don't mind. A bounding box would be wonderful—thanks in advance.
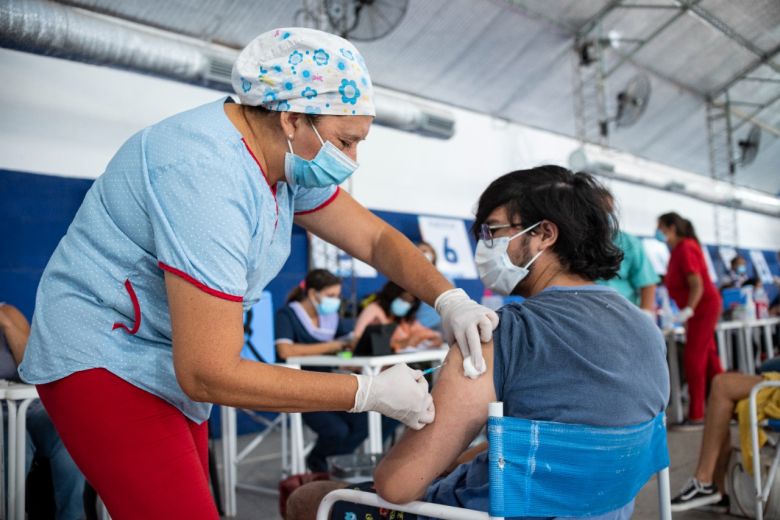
[479,222,524,248]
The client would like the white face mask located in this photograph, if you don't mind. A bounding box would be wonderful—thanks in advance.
[475,222,543,295]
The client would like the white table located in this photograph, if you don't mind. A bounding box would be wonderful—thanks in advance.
[219,349,447,517]
[747,317,780,365]
[716,317,780,374]
[664,326,686,425]
[286,349,448,460]
[665,318,780,426]
[0,382,39,520]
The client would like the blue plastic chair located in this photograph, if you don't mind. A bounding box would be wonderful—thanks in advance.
[318,402,672,520]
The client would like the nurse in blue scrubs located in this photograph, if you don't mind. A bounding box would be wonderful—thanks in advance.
[19,27,498,517]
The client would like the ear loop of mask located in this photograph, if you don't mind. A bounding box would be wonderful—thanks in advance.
[506,221,541,242]
[512,221,544,269]
[287,120,325,154]
[309,121,325,145]
[523,249,544,269]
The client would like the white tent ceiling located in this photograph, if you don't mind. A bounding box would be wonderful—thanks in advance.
[45,0,780,194]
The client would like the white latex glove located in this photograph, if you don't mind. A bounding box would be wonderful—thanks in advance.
[678,306,694,323]
[435,288,500,379]
[349,364,434,430]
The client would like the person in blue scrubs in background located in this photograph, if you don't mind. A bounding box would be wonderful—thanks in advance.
[18,28,498,518]
[596,193,660,318]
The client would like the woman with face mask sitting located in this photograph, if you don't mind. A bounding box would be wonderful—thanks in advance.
[277,269,383,473]
[354,281,443,353]
[275,269,351,363]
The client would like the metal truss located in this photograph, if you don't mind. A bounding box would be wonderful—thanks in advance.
[706,96,740,246]
[565,0,779,242]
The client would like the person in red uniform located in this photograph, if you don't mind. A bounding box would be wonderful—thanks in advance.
[657,212,723,426]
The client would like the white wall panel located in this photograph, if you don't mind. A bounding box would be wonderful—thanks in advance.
[1,48,778,250]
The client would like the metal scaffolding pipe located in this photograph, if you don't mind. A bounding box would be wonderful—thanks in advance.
[0,0,209,80]
[0,0,455,139]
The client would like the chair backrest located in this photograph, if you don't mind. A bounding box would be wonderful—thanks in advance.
[488,405,669,518]
[242,291,275,363]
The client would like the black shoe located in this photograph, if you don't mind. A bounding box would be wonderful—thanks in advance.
[670,478,722,512]
[305,453,328,474]
[698,494,730,514]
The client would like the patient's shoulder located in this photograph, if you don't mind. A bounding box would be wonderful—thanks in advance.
[494,303,533,343]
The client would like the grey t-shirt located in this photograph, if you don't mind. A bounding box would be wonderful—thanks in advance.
[425,285,670,518]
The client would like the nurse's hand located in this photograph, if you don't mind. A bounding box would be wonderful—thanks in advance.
[435,288,499,379]
[349,364,435,430]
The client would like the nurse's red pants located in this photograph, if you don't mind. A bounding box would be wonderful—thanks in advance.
[37,368,219,520]
[684,299,723,421]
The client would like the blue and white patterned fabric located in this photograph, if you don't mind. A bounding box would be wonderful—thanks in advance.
[20,97,338,423]
[232,27,375,116]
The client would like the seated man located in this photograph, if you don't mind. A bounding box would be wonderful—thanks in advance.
[670,357,780,512]
[287,166,670,520]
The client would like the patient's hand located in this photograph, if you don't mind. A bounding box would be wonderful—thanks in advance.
[373,340,497,504]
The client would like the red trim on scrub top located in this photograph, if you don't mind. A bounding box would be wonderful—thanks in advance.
[113,279,142,335]
[295,187,341,216]
[240,138,271,186]
[241,137,278,225]
[241,137,278,198]
[158,262,244,303]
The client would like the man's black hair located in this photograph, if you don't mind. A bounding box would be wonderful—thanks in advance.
[471,165,623,281]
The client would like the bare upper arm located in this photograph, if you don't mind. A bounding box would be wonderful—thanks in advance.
[374,341,497,503]
[164,272,245,399]
[0,304,30,332]
[686,272,702,287]
[354,304,386,339]
[0,304,31,363]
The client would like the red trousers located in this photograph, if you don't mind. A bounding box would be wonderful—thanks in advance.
[684,299,723,421]
[37,369,219,520]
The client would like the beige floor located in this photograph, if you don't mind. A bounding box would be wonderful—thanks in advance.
[215,424,744,520]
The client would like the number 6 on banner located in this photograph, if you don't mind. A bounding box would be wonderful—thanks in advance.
[417,216,478,280]
[443,237,458,263]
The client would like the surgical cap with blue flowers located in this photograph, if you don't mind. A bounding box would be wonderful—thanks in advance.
[232,27,375,117]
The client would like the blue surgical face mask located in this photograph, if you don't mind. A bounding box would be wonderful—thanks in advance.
[390,298,412,318]
[736,265,747,275]
[315,295,341,316]
[655,229,667,243]
[284,122,358,188]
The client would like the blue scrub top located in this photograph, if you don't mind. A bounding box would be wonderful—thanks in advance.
[20,98,338,422]
[597,230,660,306]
